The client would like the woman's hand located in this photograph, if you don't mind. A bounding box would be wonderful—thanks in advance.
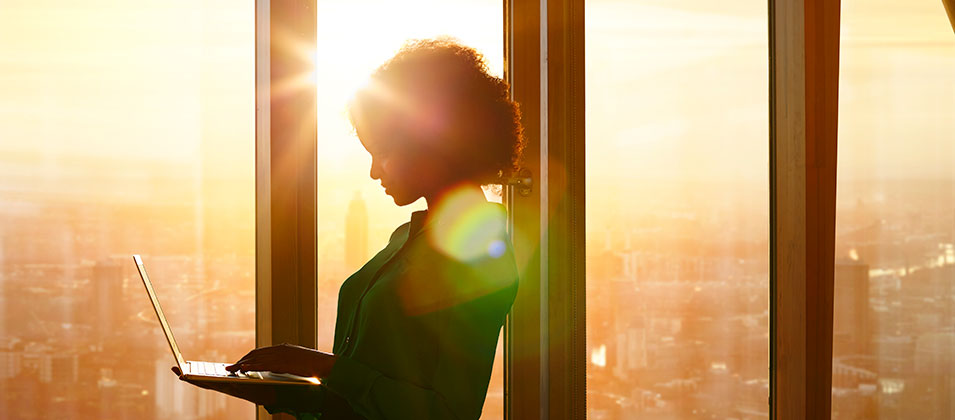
[226,343,337,378]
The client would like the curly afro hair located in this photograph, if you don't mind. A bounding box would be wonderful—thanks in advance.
[348,38,524,185]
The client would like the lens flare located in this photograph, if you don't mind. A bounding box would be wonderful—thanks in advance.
[427,185,507,263]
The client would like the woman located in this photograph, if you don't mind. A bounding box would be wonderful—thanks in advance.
[204,39,524,419]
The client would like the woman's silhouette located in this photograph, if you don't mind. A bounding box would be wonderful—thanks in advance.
[191,38,524,420]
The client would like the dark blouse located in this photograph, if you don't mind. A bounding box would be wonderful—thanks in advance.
[270,203,519,420]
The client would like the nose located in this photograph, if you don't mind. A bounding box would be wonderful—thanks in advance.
[369,157,382,180]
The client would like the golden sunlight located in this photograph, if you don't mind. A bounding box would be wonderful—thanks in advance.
[315,0,503,165]
[313,0,505,259]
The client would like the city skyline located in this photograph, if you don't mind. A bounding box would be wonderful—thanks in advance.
[1,0,953,419]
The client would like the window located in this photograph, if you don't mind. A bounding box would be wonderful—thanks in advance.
[313,1,506,418]
[0,1,255,419]
[585,1,770,417]
[831,0,955,417]
[13,0,933,417]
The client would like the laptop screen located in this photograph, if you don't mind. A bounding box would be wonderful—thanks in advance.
[133,255,187,370]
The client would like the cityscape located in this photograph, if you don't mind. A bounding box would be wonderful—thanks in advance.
[0,177,257,418]
[1,0,952,419]
[584,179,770,419]
[3,176,954,419]
[829,181,955,420]
[583,180,955,419]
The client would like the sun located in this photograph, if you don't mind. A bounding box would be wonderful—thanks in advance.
[313,0,504,164]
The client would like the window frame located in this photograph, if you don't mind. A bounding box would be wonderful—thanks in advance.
[256,1,318,419]
[507,0,842,419]
[253,0,845,418]
[504,0,586,419]
[768,0,840,418]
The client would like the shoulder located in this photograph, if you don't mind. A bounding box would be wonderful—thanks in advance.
[424,202,509,262]
[389,221,412,243]
[396,205,517,315]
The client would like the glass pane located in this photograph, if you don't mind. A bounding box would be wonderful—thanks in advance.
[314,1,505,418]
[0,1,255,419]
[585,1,769,418]
[832,1,955,418]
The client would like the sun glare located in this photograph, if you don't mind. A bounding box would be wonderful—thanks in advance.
[427,185,508,263]
[315,0,504,165]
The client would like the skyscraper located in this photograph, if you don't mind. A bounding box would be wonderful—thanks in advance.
[833,258,870,357]
[92,259,123,349]
[345,192,369,271]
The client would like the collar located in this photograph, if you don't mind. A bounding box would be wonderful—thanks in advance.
[408,210,429,238]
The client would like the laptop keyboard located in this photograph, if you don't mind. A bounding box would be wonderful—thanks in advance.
[192,361,235,377]
[188,362,318,384]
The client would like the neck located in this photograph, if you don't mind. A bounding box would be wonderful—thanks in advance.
[425,183,486,211]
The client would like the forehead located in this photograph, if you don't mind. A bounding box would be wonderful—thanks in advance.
[355,108,431,153]
[351,90,433,154]
[355,122,390,153]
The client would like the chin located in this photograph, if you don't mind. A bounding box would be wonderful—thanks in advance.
[388,193,413,206]
[390,192,424,207]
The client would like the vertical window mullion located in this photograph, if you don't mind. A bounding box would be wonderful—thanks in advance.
[255,1,318,418]
[254,3,273,419]
[506,0,585,418]
[769,0,840,418]
[506,0,544,418]
[543,0,586,418]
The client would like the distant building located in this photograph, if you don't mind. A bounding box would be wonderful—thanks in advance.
[613,326,647,378]
[39,352,79,383]
[11,348,79,384]
[345,192,369,271]
[92,259,124,348]
[0,351,22,380]
[833,258,870,357]
[913,332,955,418]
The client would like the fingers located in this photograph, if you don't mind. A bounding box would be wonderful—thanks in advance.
[227,357,283,373]
[226,356,270,372]
[228,362,290,374]
[231,348,264,366]
[227,355,291,374]
[227,344,297,372]
[225,344,308,373]
[226,344,286,369]
[227,348,270,372]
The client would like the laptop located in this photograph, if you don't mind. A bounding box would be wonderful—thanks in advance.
[133,254,319,386]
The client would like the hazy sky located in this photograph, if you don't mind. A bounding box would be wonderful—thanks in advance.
[0,0,252,163]
[0,0,952,221]
[2,0,949,168]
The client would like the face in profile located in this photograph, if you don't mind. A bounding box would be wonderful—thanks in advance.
[349,39,524,207]
[358,124,450,206]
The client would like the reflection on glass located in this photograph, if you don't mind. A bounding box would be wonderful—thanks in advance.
[0,1,255,419]
[314,1,505,418]
[585,1,769,418]
[832,1,955,418]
